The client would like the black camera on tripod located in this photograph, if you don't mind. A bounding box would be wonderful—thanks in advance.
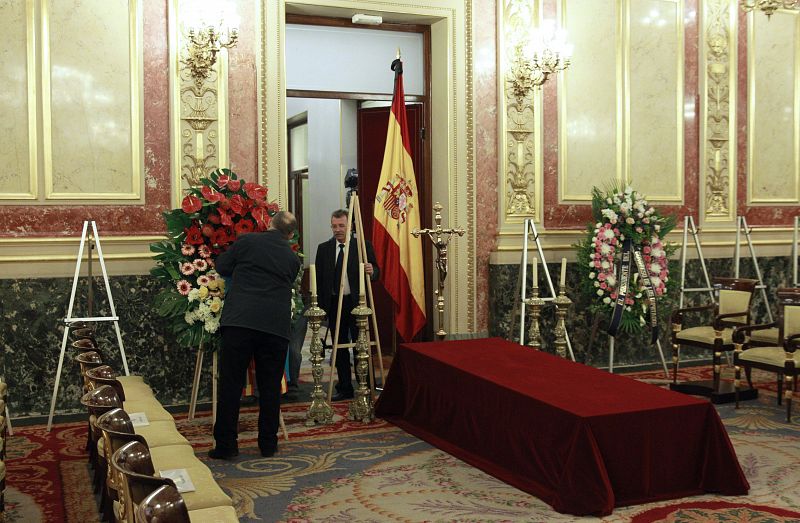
[345,168,359,208]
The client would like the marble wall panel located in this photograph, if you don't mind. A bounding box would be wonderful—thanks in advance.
[489,255,792,366]
[1,275,212,417]
[0,0,34,198]
[748,11,798,204]
[46,0,139,198]
[628,0,683,201]
[559,0,619,201]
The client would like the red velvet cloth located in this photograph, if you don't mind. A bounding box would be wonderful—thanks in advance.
[374,338,749,516]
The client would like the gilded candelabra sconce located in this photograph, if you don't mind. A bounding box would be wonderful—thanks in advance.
[740,0,798,17]
[507,20,573,99]
[183,25,239,83]
[413,202,465,340]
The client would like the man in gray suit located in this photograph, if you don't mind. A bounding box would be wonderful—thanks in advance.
[209,211,301,459]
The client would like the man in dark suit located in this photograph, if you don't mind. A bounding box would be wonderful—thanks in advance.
[315,209,380,401]
[209,211,301,460]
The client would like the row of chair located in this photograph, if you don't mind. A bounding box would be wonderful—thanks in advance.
[1,376,7,516]
[71,325,237,522]
[671,278,799,421]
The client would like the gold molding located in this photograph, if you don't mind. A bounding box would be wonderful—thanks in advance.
[169,0,230,208]
[42,0,144,201]
[500,0,541,218]
[702,0,737,221]
[0,0,39,200]
[747,8,800,205]
[0,252,155,263]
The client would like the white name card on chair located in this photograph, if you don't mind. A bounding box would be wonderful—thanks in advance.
[128,412,150,427]
[159,468,196,493]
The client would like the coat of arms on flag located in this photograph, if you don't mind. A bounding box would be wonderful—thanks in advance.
[376,175,414,224]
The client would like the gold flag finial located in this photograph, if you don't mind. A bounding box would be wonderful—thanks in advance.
[396,47,401,59]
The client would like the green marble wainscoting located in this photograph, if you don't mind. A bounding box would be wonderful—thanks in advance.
[488,255,795,369]
[1,275,213,418]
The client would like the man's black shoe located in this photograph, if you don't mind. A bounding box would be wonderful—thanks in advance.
[207,447,239,460]
[260,447,277,458]
[331,391,354,401]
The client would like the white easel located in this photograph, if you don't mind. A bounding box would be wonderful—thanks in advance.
[678,216,716,309]
[794,216,799,288]
[47,221,129,431]
[734,216,773,322]
[509,218,575,361]
[327,194,386,403]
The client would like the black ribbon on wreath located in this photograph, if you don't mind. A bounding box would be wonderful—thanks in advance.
[607,239,659,344]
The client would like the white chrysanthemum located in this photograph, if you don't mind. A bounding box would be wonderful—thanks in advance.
[601,261,610,269]
[197,302,212,320]
[597,289,604,296]
[600,244,611,255]
[651,248,664,258]
[606,198,613,204]
[606,275,617,287]
[601,209,618,221]
[619,203,629,214]
[649,262,662,274]
[589,272,596,279]
[184,310,196,325]
[596,222,602,228]
[603,228,615,239]
[588,262,595,268]
[603,297,611,304]
[187,288,200,302]
[650,276,662,287]
[204,317,220,333]
[594,281,601,287]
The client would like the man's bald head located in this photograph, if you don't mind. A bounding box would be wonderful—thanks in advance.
[270,211,298,238]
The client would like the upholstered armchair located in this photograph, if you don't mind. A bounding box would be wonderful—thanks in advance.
[733,288,800,422]
[670,277,759,403]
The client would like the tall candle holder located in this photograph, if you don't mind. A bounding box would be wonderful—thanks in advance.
[553,284,572,359]
[524,287,545,349]
[348,293,374,423]
[304,293,333,426]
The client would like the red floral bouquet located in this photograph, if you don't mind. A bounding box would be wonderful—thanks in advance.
[150,168,300,350]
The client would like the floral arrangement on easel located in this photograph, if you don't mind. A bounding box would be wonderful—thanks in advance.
[575,185,677,334]
[150,168,301,351]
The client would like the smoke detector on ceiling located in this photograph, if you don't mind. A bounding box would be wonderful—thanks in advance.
[352,13,383,25]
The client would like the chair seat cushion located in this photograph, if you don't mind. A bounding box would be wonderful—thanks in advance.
[150,445,232,511]
[122,399,174,423]
[740,346,800,367]
[0,460,5,480]
[188,504,239,522]
[676,326,734,346]
[116,376,154,400]
[749,327,780,345]
[0,381,7,396]
[133,421,190,448]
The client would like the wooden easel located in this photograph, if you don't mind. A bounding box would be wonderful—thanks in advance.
[47,221,129,431]
[327,194,386,403]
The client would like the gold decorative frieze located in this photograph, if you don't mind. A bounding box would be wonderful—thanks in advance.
[500,0,540,219]
[702,0,737,220]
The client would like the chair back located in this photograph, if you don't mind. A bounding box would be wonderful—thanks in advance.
[81,384,122,417]
[75,351,104,392]
[135,485,191,523]
[72,327,96,342]
[777,288,800,343]
[96,408,148,456]
[86,365,127,400]
[72,337,98,351]
[112,441,175,523]
[714,277,758,325]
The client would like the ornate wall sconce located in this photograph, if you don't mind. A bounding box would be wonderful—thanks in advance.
[740,0,799,18]
[183,25,239,83]
[507,20,573,101]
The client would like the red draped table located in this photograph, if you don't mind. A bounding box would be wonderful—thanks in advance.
[374,338,749,516]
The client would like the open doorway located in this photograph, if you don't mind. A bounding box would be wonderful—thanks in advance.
[284,14,433,347]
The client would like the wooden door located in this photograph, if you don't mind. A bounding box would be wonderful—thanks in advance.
[357,103,431,351]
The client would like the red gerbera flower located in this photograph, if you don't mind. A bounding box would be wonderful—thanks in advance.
[198,244,211,258]
[184,225,204,245]
[176,280,192,296]
[180,243,195,256]
[201,223,215,237]
[234,219,255,236]
[181,195,202,214]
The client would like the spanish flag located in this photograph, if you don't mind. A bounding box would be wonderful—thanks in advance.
[372,58,426,342]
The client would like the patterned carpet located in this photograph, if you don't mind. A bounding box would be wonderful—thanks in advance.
[3,366,800,522]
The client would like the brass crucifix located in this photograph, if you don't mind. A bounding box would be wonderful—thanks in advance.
[412,202,465,340]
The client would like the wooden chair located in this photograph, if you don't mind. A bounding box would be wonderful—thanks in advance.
[136,485,238,523]
[72,327,97,344]
[85,365,154,402]
[734,288,800,421]
[670,277,759,403]
[76,351,104,392]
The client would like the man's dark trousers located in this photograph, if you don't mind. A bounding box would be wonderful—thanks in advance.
[330,293,358,395]
[213,326,287,454]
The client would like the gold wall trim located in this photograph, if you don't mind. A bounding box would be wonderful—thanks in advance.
[701,0,737,222]
[0,235,165,245]
[463,0,475,332]
[42,0,144,201]
[747,9,800,205]
[0,252,155,263]
[0,0,39,200]
[499,0,542,218]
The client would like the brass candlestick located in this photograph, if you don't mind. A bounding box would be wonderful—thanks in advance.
[525,286,545,349]
[412,202,465,340]
[553,285,572,359]
[348,293,374,423]
[304,294,333,426]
